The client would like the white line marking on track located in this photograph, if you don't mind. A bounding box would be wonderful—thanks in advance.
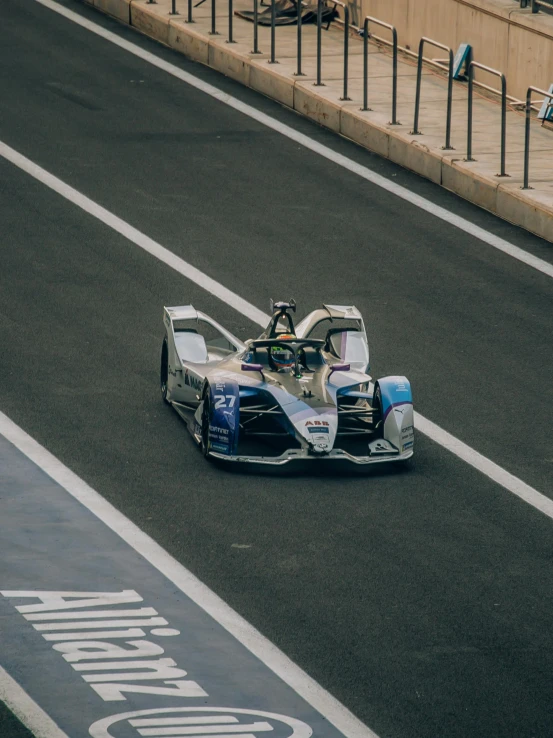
[0,410,380,738]
[1,137,552,519]
[414,414,553,519]
[35,0,553,279]
[0,665,70,738]
[0,142,267,328]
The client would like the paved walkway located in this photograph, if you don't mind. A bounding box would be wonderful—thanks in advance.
[102,0,553,240]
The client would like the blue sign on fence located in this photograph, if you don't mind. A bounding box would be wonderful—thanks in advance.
[452,43,471,79]
[537,83,553,121]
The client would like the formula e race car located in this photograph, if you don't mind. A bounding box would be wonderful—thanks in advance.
[160,300,414,465]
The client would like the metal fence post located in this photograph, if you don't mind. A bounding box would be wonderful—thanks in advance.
[295,0,304,75]
[341,4,350,100]
[499,74,507,176]
[523,88,532,189]
[170,0,177,14]
[391,27,398,124]
[362,19,371,111]
[227,0,234,41]
[444,48,453,149]
[466,63,475,162]
[522,85,553,189]
[323,0,349,100]
[315,0,323,86]
[411,38,425,135]
[466,61,508,176]
[361,17,399,123]
[412,37,454,149]
[252,0,261,53]
[269,0,276,62]
[186,0,194,23]
[210,0,218,34]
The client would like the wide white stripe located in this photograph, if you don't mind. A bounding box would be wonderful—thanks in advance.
[0,142,267,328]
[35,0,553,279]
[0,665,70,738]
[414,413,553,518]
[1,137,551,517]
[0,410,379,738]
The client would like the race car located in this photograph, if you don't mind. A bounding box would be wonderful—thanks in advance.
[160,300,414,465]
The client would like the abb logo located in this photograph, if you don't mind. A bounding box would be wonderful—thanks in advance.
[305,420,329,427]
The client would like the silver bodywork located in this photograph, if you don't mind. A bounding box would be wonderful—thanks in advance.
[161,304,414,465]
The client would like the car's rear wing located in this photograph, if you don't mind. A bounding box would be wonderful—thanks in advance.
[163,305,246,361]
[322,304,363,320]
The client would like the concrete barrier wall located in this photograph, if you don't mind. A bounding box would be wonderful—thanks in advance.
[351,0,553,101]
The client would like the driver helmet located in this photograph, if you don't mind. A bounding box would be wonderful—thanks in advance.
[271,335,295,371]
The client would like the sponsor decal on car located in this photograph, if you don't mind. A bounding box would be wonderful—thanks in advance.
[184,370,203,391]
[307,427,329,434]
[211,442,230,452]
[209,425,229,435]
[401,425,414,442]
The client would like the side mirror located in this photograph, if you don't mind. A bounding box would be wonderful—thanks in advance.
[242,363,264,373]
[330,363,351,373]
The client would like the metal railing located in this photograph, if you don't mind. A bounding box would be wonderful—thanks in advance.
[361,17,398,124]
[315,0,323,85]
[251,0,261,54]
[162,0,553,194]
[517,0,553,11]
[193,0,216,31]
[210,0,218,34]
[268,0,276,61]
[227,0,234,41]
[296,0,305,75]
[315,0,350,100]
[411,37,454,149]
[531,0,553,11]
[466,61,508,176]
[523,85,553,188]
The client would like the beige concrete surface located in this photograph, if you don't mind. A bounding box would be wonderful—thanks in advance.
[169,21,210,64]
[354,0,553,103]
[249,59,295,107]
[82,0,553,242]
[93,0,131,23]
[131,0,172,45]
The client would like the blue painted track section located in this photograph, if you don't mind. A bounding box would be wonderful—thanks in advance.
[0,434,345,738]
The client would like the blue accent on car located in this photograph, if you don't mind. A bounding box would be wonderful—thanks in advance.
[239,388,259,398]
[207,381,240,455]
[308,426,329,434]
[338,389,373,399]
[377,376,412,419]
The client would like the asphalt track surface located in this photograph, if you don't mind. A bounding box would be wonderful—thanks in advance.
[0,702,34,738]
[1,1,553,736]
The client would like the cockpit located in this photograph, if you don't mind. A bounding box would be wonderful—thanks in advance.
[246,301,370,374]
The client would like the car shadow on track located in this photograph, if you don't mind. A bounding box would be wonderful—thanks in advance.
[210,457,416,479]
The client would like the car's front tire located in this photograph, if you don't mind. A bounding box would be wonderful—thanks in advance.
[372,384,383,437]
[160,338,169,404]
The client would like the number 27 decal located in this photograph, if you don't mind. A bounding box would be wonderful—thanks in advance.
[214,395,236,409]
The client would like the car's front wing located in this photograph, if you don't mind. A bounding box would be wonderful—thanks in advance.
[208,447,413,466]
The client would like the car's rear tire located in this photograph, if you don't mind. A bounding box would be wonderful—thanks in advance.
[160,338,169,404]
